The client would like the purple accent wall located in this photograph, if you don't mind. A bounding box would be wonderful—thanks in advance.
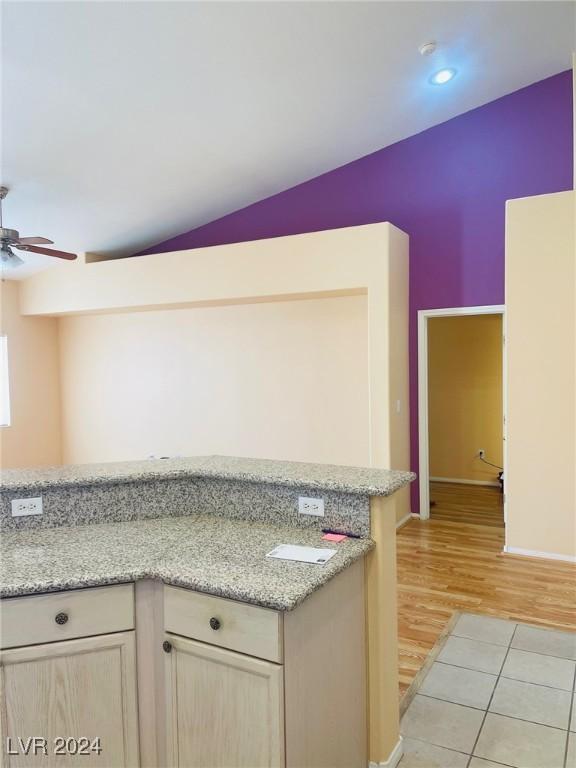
[140,72,573,512]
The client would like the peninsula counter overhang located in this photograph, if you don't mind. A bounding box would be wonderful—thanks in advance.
[1,454,415,496]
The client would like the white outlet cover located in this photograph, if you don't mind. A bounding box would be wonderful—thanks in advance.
[298,496,325,517]
[11,497,43,517]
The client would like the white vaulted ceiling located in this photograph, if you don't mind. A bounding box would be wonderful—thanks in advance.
[2,0,575,277]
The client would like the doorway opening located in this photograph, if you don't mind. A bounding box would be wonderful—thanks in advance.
[418,305,505,527]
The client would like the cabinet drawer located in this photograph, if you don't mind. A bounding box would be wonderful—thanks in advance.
[164,586,282,663]
[1,584,135,649]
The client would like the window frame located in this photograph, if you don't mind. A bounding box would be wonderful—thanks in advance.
[0,335,11,427]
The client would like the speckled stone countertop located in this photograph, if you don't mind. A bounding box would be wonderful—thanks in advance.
[0,514,373,610]
[1,455,415,497]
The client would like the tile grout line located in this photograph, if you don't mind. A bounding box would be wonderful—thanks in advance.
[435,658,574,693]
[432,660,498,678]
[415,692,492,714]
[400,734,471,758]
[505,646,576,664]
[497,673,575,695]
[465,622,518,768]
[451,632,519,649]
[417,690,571,732]
[563,663,576,768]
[452,632,576,663]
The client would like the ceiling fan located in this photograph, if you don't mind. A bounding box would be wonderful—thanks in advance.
[0,186,77,268]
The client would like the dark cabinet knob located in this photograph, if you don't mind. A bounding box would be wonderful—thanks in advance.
[163,640,172,653]
[55,612,69,625]
[209,617,221,631]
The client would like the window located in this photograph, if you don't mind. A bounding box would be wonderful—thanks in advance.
[0,336,11,427]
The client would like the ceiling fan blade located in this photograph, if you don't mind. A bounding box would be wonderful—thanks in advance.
[17,236,54,245]
[15,244,77,260]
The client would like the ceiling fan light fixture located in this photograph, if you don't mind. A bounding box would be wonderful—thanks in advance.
[0,186,78,264]
[0,245,25,269]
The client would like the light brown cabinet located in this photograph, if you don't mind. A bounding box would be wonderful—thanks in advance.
[159,560,367,768]
[0,585,135,650]
[163,586,282,663]
[0,632,139,767]
[1,559,367,768]
[164,635,284,768]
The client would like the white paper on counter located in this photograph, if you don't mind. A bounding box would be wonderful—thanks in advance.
[266,544,337,565]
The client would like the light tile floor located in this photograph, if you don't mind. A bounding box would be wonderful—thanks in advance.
[400,613,576,768]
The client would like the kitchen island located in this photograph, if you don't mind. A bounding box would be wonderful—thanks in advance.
[0,456,414,768]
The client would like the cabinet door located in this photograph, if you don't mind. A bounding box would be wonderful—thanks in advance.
[164,634,284,768]
[0,631,139,767]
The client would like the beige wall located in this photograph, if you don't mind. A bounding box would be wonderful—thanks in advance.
[59,296,371,467]
[21,223,411,521]
[505,190,575,560]
[428,314,503,484]
[0,280,62,469]
[386,225,411,519]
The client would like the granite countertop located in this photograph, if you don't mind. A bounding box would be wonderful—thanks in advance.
[0,513,373,610]
[1,455,415,497]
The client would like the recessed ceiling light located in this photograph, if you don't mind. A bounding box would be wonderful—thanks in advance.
[429,68,457,86]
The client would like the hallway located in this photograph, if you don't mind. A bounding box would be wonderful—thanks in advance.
[429,481,504,528]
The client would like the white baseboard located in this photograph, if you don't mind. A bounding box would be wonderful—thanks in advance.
[369,736,404,768]
[503,546,576,563]
[395,513,412,530]
[430,476,500,487]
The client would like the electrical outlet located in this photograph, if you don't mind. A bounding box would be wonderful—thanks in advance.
[298,496,325,517]
[478,449,485,459]
[11,497,43,517]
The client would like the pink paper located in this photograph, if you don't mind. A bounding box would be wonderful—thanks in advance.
[322,533,347,542]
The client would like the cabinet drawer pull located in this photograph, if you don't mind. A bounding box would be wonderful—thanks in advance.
[54,612,69,625]
[163,640,172,653]
[209,617,221,631]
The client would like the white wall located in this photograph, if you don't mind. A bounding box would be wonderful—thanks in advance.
[58,295,371,466]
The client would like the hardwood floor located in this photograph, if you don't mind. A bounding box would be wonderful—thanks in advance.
[396,483,576,698]
[430,481,504,527]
